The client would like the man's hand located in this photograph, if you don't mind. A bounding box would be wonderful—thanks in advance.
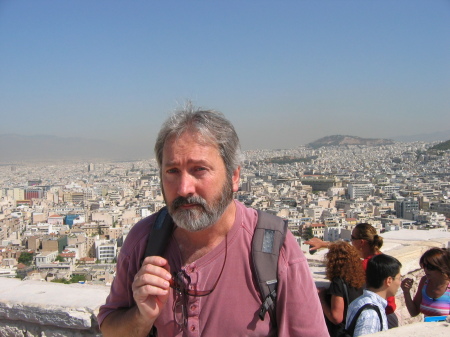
[304,237,329,251]
[132,256,172,324]
[100,256,173,337]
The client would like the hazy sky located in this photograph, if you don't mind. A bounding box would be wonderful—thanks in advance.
[1,0,449,153]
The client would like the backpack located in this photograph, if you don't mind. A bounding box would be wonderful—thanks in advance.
[339,303,383,337]
[143,206,288,334]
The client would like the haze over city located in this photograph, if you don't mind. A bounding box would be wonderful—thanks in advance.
[1,1,449,161]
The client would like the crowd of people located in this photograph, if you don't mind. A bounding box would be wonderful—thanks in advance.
[307,227,450,337]
[97,104,450,337]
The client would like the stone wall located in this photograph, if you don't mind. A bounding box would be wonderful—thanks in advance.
[0,266,448,337]
[0,278,110,337]
[395,267,425,326]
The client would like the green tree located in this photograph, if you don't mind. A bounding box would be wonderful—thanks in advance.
[70,274,86,283]
[55,255,65,262]
[51,274,86,284]
[97,224,104,235]
[18,252,33,266]
[303,227,314,240]
[51,278,70,284]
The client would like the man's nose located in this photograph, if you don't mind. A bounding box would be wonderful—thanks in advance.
[177,172,195,197]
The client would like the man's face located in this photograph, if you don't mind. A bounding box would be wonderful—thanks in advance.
[388,272,402,297]
[161,131,240,232]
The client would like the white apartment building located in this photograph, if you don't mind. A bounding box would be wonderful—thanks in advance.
[304,206,324,222]
[95,240,117,263]
[35,251,58,267]
[140,208,152,218]
[381,185,400,195]
[310,223,325,239]
[348,182,375,199]
[324,224,342,242]
[327,187,346,197]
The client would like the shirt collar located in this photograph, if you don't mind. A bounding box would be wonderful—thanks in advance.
[363,289,388,309]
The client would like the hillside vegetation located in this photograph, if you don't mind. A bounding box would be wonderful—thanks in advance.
[307,135,394,149]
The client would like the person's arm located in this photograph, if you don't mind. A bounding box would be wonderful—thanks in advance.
[401,276,424,317]
[101,306,154,337]
[304,237,330,251]
[318,288,345,324]
[277,232,329,336]
[100,256,172,337]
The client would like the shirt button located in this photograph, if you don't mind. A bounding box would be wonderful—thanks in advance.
[190,325,196,331]
[190,304,197,310]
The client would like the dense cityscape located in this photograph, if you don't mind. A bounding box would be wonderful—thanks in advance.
[1,141,449,284]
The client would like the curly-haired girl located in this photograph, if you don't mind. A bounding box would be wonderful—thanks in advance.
[318,241,365,337]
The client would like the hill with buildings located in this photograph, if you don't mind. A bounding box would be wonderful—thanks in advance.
[307,135,394,149]
[429,139,450,151]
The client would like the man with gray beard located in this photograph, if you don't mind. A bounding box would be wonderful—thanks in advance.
[98,104,328,337]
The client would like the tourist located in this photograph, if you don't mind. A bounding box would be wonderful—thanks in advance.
[401,247,450,318]
[318,241,365,337]
[97,104,329,336]
[346,254,402,337]
[306,223,399,328]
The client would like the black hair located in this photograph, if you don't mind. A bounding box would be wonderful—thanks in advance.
[366,254,402,289]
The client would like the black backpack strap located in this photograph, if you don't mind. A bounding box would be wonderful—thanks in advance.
[346,303,383,336]
[141,206,174,265]
[252,210,288,325]
[141,207,174,337]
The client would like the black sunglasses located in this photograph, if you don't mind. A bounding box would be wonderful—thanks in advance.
[169,235,227,297]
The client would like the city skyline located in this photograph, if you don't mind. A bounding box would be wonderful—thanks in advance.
[1,1,449,157]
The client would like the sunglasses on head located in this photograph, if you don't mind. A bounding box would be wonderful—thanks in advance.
[422,263,438,271]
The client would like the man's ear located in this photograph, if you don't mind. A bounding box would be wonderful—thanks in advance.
[385,276,393,288]
[232,166,241,192]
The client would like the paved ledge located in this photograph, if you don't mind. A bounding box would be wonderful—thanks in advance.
[0,278,110,337]
[367,320,450,337]
[0,277,448,336]
[1,228,449,337]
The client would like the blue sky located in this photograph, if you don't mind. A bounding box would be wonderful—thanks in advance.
[1,0,449,153]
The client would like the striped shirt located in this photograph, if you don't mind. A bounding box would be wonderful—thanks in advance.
[346,290,388,337]
[420,280,450,316]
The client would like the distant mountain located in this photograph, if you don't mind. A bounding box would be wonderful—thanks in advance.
[0,134,132,163]
[307,135,394,149]
[429,139,450,151]
[391,129,450,142]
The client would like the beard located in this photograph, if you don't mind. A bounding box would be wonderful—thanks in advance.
[166,177,234,232]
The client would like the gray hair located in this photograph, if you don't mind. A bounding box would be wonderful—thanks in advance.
[154,103,243,178]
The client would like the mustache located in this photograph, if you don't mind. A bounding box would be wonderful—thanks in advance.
[172,195,208,210]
